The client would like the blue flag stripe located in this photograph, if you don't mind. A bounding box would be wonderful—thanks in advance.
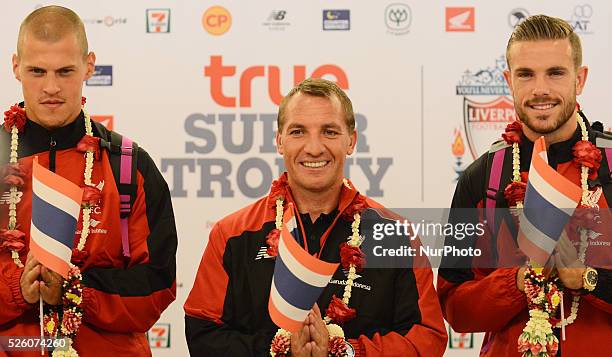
[273,254,324,311]
[518,211,558,253]
[523,182,572,243]
[31,193,77,249]
[30,224,73,262]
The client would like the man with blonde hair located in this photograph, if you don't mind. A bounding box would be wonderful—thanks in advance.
[0,6,177,356]
[185,78,447,356]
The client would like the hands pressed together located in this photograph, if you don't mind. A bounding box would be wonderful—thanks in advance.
[20,252,63,305]
[291,304,330,357]
[517,231,585,292]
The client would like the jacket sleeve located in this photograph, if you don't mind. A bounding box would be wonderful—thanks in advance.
[0,263,33,325]
[437,153,529,333]
[184,223,274,356]
[583,199,612,312]
[438,267,526,332]
[80,149,177,333]
[349,237,447,357]
[583,267,612,313]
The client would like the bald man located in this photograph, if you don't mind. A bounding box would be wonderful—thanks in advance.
[0,6,177,356]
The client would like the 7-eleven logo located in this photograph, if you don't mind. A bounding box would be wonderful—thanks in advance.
[148,323,170,348]
[91,115,114,131]
[147,9,171,33]
[448,326,474,349]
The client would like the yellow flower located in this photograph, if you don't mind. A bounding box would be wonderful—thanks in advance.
[551,293,561,307]
[46,319,55,333]
[66,293,82,305]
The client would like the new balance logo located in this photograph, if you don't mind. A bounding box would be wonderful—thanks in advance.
[269,10,286,21]
[0,191,22,205]
[255,245,273,260]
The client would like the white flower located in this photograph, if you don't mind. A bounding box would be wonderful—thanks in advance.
[326,324,345,338]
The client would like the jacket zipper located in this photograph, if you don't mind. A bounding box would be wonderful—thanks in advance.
[49,137,57,172]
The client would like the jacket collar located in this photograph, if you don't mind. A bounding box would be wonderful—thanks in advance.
[20,111,86,156]
[282,176,359,218]
[518,118,589,170]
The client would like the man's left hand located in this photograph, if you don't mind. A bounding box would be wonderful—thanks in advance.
[40,266,63,305]
[308,304,329,357]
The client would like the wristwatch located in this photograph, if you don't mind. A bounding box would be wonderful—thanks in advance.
[582,267,598,292]
[345,340,355,357]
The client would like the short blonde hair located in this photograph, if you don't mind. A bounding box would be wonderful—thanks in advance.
[278,78,355,132]
[506,15,582,68]
[17,5,88,58]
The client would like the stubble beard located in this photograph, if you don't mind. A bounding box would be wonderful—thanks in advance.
[515,94,576,135]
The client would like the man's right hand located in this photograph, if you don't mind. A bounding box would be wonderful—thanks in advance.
[20,253,64,305]
[516,260,556,293]
[20,252,42,304]
[308,304,329,357]
[291,320,312,357]
[39,266,63,305]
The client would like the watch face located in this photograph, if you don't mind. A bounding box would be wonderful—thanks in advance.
[345,341,355,357]
[587,270,598,285]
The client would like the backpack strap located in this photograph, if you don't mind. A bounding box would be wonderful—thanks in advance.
[92,121,139,258]
[595,132,612,205]
[595,135,612,178]
[485,140,510,233]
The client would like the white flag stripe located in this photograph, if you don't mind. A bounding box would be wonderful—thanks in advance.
[32,176,81,220]
[30,223,73,262]
[278,234,333,288]
[270,280,310,322]
[286,216,298,232]
[528,163,579,209]
[519,211,558,253]
[538,150,548,164]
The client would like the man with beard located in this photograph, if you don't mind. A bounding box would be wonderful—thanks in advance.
[184,78,447,356]
[438,15,611,356]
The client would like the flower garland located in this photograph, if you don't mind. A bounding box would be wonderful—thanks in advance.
[1,98,101,357]
[43,266,83,356]
[501,113,603,356]
[268,177,367,357]
[1,104,27,267]
[517,267,562,356]
[76,97,100,253]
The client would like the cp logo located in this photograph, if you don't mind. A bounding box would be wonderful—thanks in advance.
[202,6,232,35]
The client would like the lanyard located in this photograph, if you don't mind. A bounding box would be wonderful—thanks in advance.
[286,188,357,258]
